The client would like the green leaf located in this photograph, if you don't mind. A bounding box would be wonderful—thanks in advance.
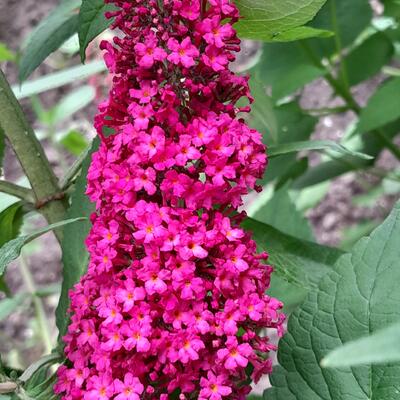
[0,202,25,295]
[19,354,60,383]
[266,26,333,42]
[242,218,343,290]
[0,43,15,62]
[308,0,372,56]
[235,0,328,41]
[253,43,326,100]
[0,126,5,174]
[293,120,400,188]
[52,86,95,124]
[268,140,373,159]
[0,202,25,247]
[79,0,117,62]
[18,0,81,82]
[0,218,85,278]
[254,185,314,242]
[60,130,89,156]
[12,60,106,100]
[346,32,394,86]
[321,321,400,367]
[56,139,99,339]
[264,200,400,400]
[358,77,400,132]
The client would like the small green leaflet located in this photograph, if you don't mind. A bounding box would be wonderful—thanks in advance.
[79,0,117,62]
[267,140,373,159]
[0,218,86,277]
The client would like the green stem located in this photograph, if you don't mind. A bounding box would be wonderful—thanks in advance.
[0,181,34,202]
[299,42,400,161]
[330,0,350,92]
[302,106,350,116]
[59,146,90,190]
[19,254,53,355]
[0,69,67,243]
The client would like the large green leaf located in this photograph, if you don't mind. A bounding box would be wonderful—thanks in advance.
[308,0,372,56]
[79,0,117,62]
[322,321,400,368]
[253,185,314,242]
[235,0,328,41]
[264,201,400,400]
[0,218,85,278]
[18,0,81,82]
[358,77,400,133]
[251,185,315,312]
[56,139,98,338]
[253,43,326,100]
[346,32,394,87]
[242,218,343,290]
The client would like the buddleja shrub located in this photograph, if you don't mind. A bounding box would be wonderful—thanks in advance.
[55,1,285,399]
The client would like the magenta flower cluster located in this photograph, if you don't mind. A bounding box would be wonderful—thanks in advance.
[55,0,285,399]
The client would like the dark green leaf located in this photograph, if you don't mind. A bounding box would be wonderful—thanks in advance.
[253,43,326,100]
[0,218,85,277]
[56,139,99,338]
[0,202,25,295]
[0,202,25,247]
[308,0,372,56]
[346,32,394,86]
[18,0,81,82]
[79,0,117,62]
[235,0,328,41]
[321,321,400,367]
[358,77,400,132]
[264,201,400,400]
[242,218,343,290]
[383,0,400,17]
[268,140,373,159]
[254,185,314,241]
[253,101,318,183]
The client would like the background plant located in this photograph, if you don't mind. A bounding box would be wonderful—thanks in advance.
[0,0,399,399]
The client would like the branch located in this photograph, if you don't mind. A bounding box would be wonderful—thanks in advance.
[0,180,34,202]
[0,69,67,242]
